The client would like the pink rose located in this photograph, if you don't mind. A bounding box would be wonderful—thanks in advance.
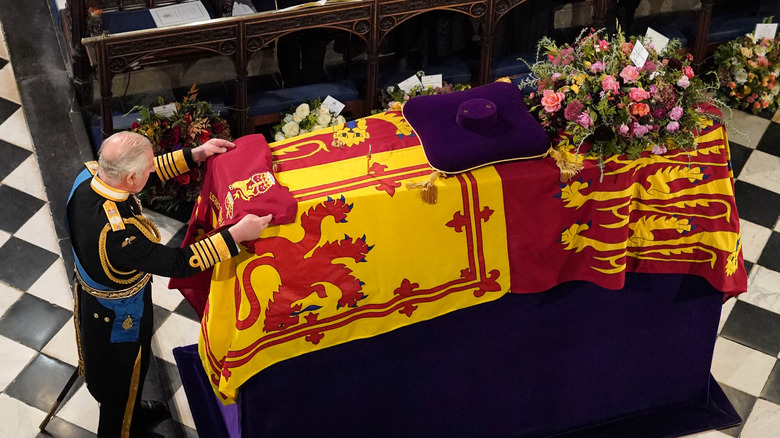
[629,87,650,101]
[577,112,593,129]
[677,76,690,88]
[590,61,605,73]
[620,65,640,83]
[601,75,620,93]
[666,121,680,132]
[669,106,683,120]
[619,124,629,135]
[621,42,634,56]
[632,122,649,137]
[683,66,694,78]
[559,47,575,66]
[651,144,668,155]
[541,89,566,113]
[599,40,610,51]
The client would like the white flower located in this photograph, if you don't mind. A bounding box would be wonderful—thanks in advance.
[336,115,346,124]
[295,103,310,118]
[755,45,767,57]
[734,69,749,84]
[386,86,395,93]
[300,128,309,134]
[318,106,330,115]
[274,131,286,142]
[316,114,331,126]
[747,33,758,44]
[311,124,325,131]
[281,121,300,138]
[283,114,294,123]
[292,113,302,123]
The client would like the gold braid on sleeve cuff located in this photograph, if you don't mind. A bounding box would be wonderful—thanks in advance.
[188,232,234,271]
[154,150,190,182]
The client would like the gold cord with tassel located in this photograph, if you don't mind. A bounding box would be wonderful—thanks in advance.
[548,147,584,182]
[406,171,440,205]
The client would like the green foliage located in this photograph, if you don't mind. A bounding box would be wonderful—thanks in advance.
[129,84,231,212]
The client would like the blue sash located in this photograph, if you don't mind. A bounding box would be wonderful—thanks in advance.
[67,166,144,343]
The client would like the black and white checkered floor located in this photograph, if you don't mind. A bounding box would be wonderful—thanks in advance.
[2,6,780,438]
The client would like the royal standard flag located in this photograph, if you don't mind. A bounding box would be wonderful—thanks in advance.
[199,112,511,402]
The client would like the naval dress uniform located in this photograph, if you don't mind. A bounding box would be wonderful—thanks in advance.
[66,149,240,438]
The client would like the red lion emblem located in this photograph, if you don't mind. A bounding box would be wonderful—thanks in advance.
[242,196,372,333]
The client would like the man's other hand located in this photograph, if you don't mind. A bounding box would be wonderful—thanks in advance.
[228,213,273,243]
[192,138,236,162]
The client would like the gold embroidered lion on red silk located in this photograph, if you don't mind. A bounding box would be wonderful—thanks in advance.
[219,172,277,223]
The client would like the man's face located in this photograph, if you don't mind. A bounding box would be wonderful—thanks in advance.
[128,147,155,194]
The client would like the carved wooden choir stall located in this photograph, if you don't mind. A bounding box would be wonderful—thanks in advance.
[72,0,627,139]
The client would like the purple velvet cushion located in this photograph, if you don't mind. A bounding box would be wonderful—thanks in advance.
[402,82,551,174]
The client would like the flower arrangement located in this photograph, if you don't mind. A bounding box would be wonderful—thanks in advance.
[272,98,347,141]
[714,30,780,115]
[130,84,231,212]
[524,28,720,167]
[377,71,471,111]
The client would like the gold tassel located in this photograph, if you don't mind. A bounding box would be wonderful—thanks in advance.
[548,147,584,182]
[406,171,440,205]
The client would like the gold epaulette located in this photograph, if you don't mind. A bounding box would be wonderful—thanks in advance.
[103,200,125,231]
[85,161,99,175]
[189,233,233,271]
[155,149,189,182]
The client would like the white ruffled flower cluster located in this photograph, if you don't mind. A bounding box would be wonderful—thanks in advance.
[273,102,347,141]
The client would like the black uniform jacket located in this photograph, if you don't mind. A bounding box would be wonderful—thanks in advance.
[67,149,239,341]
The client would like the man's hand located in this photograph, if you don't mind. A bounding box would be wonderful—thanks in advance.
[228,213,273,243]
[192,138,236,163]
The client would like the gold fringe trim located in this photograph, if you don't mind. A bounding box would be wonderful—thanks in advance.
[406,171,440,205]
[548,147,584,182]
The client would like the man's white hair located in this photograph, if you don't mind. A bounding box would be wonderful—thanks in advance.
[98,131,152,181]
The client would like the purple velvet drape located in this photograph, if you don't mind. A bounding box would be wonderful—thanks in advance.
[174,272,740,437]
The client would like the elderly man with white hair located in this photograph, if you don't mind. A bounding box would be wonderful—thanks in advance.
[66,131,271,437]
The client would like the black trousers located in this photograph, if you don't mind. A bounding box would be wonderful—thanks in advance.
[76,283,154,438]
